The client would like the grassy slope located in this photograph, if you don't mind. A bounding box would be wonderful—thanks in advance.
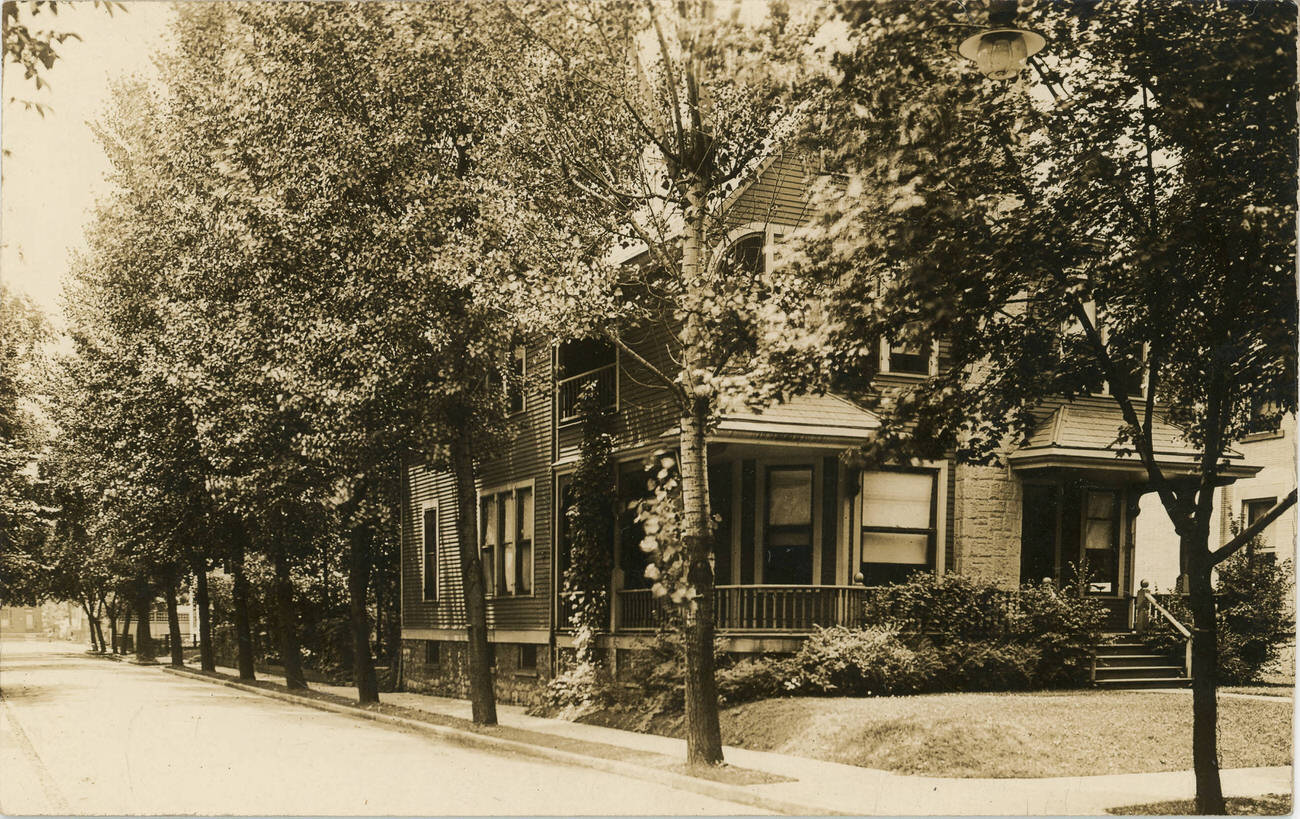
[1107,794,1292,815]
[647,690,1292,778]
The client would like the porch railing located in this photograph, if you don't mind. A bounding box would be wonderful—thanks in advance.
[608,585,870,632]
[557,364,617,423]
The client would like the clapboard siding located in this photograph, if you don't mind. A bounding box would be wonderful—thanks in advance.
[725,152,815,230]
[401,338,554,634]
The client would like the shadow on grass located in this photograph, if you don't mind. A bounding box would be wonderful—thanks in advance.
[1107,794,1292,815]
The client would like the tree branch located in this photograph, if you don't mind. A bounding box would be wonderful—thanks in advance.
[1210,488,1297,565]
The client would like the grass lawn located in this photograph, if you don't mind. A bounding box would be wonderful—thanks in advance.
[590,690,1292,779]
[1107,794,1292,815]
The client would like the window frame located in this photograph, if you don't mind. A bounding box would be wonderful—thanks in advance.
[878,335,939,377]
[478,478,537,599]
[507,344,527,416]
[858,466,940,585]
[420,501,439,603]
[1243,497,1279,553]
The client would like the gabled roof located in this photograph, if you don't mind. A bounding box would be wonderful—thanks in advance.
[1008,402,1259,479]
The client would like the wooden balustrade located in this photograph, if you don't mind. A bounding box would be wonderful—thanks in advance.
[609,585,869,632]
[557,364,617,422]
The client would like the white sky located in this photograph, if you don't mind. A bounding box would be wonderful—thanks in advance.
[1,1,174,328]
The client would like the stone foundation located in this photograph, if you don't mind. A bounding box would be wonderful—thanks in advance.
[401,639,553,706]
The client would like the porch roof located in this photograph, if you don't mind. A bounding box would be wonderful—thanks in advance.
[666,393,881,446]
[718,393,881,442]
[1008,403,1259,479]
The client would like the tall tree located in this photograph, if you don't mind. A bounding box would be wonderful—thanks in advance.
[784,1,1296,810]
[0,284,49,605]
[502,0,824,763]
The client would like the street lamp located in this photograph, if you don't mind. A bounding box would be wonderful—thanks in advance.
[958,26,1046,80]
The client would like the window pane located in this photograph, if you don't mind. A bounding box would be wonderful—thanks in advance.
[497,495,510,592]
[481,496,496,546]
[422,509,437,600]
[517,487,533,541]
[862,531,929,564]
[1086,490,1115,520]
[1084,519,1113,551]
[861,471,933,529]
[767,468,812,526]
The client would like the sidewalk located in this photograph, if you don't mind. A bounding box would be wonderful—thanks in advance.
[175,663,1292,816]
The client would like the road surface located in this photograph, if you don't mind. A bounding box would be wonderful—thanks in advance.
[0,639,759,815]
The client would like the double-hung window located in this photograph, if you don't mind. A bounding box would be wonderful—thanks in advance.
[480,484,534,596]
[1244,497,1278,554]
[859,469,938,585]
[422,506,438,601]
[879,323,937,376]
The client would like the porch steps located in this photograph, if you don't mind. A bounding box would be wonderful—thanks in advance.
[1092,639,1191,689]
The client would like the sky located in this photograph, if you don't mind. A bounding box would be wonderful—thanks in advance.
[1,1,175,328]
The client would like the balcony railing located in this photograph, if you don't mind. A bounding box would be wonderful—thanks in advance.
[607,585,870,632]
[557,363,617,423]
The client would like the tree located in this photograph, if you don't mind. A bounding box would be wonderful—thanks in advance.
[784,1,1296,810]
[2,0,122,115]
[502,0,825,764]
[0,284,49,605]
[150,2,530,714]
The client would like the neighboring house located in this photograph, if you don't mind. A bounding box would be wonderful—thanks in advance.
[119,599,197,650]
[397,155,1266,703]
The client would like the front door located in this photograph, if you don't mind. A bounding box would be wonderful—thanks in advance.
[764,466,813,584]
[1020,484,1059,585]
[1082,489,1122,595]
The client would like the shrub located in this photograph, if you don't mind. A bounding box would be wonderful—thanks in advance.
[865,571,1105,688]
[1217,549,1295,683]
[716,657,789,704]
[784,625,943,696]
[1142,548,1293,684]
[940,640,1041,691]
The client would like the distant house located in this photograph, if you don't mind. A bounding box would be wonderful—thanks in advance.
[397,155,1266,703]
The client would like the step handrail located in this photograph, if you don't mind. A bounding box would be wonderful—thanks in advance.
[1134,580,1192,679]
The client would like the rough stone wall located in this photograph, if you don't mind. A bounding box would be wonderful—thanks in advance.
[951,463,1022,587]
[401,639,553,707]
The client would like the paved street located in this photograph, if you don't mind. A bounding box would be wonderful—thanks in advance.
[0,640,760,815]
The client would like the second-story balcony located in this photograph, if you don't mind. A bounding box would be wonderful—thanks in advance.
[557,362,617,423]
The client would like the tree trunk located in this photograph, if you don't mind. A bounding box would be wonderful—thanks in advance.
[134,589,155,663]
[107,600,119,654]
[231,526,256,680]
[678,406,724,765]
[347,520,380,704]
[81,600,102,652]
[193,560,216,672]
[450,431,498,725]
[1187,532,1226,814]
[271,540,308,690]
[164,576,184,667]
[119,607,132,655]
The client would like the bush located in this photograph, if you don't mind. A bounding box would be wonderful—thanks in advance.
[865,571,1105,689]
[1143,549,1293,684]
[940,640,1041,691]
[784,625,944,696]
[716,657,789,704]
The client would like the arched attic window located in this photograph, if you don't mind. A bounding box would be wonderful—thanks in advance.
[717,232,766,277]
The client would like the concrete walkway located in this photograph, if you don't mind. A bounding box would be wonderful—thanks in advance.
[202,663,1292,815]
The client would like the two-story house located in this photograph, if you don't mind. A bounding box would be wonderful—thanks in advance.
[397,154,1264,704]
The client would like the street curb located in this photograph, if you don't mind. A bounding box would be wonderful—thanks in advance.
[159,665,838,816]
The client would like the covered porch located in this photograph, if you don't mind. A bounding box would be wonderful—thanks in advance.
[559,392,939,635]
[1008,402,1260,631]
